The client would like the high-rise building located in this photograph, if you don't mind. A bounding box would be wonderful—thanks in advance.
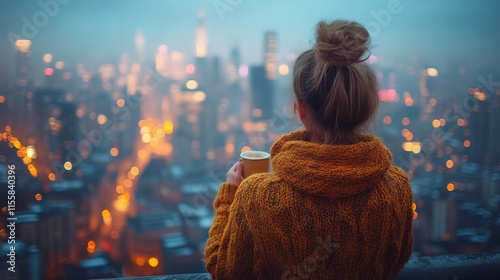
[230,46,241,71]
[489,93,500,167]
[13,40,33,132]
[431,199,457,242]
[226,46,241,84]
[161,232,204,274]
[16,201,76,279]
[33,89,80,179]
[482,92,500,210]
[195,9,207,58]
[170,84,206,167]
[65,253,122,279]
[155,45,170,77]
[135,30,146,63]
[468,98,489,166]
[170,51,186,81]
[482,168,500,211]
[33,88,65,156]
[124,208,183,276]
[58,102,79,166]
[0,241,41,280]
[250,65,273,121]
[208,56,223,87]
[264,32,277,80]
[15,40,31,87]
[418,68,439,121]
[193,9,210,87]
[46,179,90,260]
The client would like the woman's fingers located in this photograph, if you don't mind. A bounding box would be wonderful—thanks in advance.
[226,161,243,186]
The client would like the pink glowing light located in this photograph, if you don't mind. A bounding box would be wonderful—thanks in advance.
[239,64,248,77]
[378,89,398,102]
[158,44,167,53]
[44,68,54,76]
[185,64,195,74]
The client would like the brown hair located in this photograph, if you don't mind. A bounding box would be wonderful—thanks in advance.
[292,20,379,144]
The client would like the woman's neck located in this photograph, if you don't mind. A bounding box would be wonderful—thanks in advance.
[308,130,360,145]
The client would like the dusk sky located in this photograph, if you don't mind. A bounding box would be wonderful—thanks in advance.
[1,0,499,82]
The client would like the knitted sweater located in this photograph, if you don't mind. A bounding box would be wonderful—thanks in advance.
[205,130,413,279]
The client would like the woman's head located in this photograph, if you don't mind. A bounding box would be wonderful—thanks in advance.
[292,20,378,144]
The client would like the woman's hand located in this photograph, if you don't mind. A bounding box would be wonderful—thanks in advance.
[226,161,243,186]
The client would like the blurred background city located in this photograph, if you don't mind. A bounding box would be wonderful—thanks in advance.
[0,0,500,279]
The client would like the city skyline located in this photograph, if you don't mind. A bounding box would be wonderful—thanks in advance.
[1,0,500,83]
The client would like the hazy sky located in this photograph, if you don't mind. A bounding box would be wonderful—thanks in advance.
[1,0,499,81]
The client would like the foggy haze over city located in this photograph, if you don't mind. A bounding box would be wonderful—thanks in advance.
[1,0,500,81]
[1,0,500,279]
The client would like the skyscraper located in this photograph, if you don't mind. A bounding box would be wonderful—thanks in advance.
[489,92,500,167]
[16,202,76,279]
[195,9,207,58]
[194,9,209,87]
[155,45,170,77]
[250,65,273,121]
[170,84,206,167]
[13,40,33,133]
[225,46,241,85]
[264,32,277,80]
[431,199,457,242]
[33,88,65,158]
[135,30,146,63]
[58,102,79,171]
[419,68,439,121]
[33,89,79,179]
[468,98,489,166]
[0,241,41,280]
[15,40,31,87]
[170,51,186,81]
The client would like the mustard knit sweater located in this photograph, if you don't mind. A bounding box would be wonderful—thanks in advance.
[205,130,413,279]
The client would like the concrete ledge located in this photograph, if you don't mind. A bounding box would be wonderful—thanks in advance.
[108,252,500,280]
[393,252,500,280]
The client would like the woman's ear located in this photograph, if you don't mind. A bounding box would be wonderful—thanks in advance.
[295,100,308,122]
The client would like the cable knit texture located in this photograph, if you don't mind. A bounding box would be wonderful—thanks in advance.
[205,130,413,279]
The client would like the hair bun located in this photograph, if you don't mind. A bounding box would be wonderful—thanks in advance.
[316,20,370,67]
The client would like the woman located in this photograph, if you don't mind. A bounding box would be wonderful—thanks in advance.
[205,19,413,279]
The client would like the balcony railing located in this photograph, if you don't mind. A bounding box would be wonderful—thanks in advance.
[106,252,500,280]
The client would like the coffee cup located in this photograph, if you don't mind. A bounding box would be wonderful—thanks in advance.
[240,151,271,178]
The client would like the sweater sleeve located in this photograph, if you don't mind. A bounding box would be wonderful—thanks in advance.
[204,182,255,279]
[391,169,415,276]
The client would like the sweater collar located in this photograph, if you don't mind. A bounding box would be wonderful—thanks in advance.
[270,130,392,199]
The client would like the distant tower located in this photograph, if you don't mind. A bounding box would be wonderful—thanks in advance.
[419,68,438,121]
[170,51,186,81]
[195,9,208,58]
[482,89,500,212]
[58,102,79,166]
[431,199,457,242]
[194,9,209,86]
[135,30,146,63]
[250,65,273,121]
[489,92,500,167]
[170,84,206,167]
[33,88,79,179]
[16,202,76,279]
[230,46,241,70]
[226,46,241,84]
[156,44,170,77]
[264,32,277,80]
[468,98,489,166]
[15,39,31,87]
[14,40,32,130]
